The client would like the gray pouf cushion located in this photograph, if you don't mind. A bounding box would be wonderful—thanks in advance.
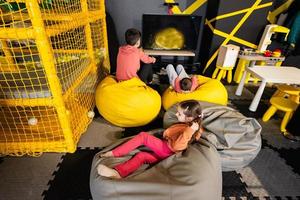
[90,132,222,200]
[164,101,262,171]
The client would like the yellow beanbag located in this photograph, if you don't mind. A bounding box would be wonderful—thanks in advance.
[162,75,228,110]
[95,76,161,127]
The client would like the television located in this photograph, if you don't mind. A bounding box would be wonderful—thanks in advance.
[142,14,203,51]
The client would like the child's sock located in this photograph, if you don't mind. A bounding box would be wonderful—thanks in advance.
[97,164,121,179]
[100,151,113,157]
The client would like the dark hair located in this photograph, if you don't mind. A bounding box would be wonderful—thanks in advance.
[180,77,192,91]
[178,100,203,143]
[125,28,141,46]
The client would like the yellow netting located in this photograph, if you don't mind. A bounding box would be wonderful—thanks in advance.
[0,0,110,156]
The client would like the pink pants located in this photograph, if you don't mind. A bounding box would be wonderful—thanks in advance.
[112,132,174,178]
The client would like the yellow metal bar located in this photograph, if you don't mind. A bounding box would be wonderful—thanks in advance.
[182,0,207,14]
[206,20,257,49]
[6,0,27,2]
[0,63,20,72]
[10,48,88,54]
[26,0,75,152]
[165,0,182,14]
[100,2,111,71]
[42,13,78,21]
[0,98,53,107]
[267,0,294,23]
[0,28,35,39]
[0,141,68,156]
[81,0,97,73]
[53,49,88,54]
[207,2,273,24]
[203,0,263,73]
[46,22,84,37]
[89,10,106,20]
[6,10,104,22]
[46,12,104,37]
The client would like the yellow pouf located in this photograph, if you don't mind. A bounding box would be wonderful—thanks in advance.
[95,76,161,127]
[162,75,228,110]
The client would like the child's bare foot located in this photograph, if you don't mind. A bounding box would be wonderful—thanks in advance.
[97,164,121,179]
[100,151,113,158]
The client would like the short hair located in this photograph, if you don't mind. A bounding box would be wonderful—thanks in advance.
[125,28,141,46]
[180,77,192,91]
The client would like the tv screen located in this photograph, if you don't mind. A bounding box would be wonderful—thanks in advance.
[142,14,202,51]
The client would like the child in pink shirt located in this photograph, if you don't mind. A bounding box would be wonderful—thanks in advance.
[166,64,199,93]
[116,28,156,83]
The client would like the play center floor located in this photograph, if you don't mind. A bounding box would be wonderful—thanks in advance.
[0,81,300,200]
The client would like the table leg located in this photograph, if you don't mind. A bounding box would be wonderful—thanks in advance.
[235,70,247,96]
[249,60,255,67]
[249,80,267,112]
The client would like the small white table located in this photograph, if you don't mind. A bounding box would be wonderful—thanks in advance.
[235,66,300,112]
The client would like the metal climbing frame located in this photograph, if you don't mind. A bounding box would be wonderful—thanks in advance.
[0,0,110,156]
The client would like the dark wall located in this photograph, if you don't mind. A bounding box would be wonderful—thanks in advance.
[105,0,188,45]
[105,0,298,74]
[202,0,274,75]
[105,0,207,68]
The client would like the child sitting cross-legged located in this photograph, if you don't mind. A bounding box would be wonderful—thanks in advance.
[97,100,204,179]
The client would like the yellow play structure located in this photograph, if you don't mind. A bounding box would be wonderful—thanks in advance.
[0,0,109,156]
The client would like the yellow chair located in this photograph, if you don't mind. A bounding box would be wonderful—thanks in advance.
[263,96,299,133]
[212,66,234,83]
[272,84,300,103]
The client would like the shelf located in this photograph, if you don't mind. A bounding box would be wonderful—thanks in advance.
[238,54,285,61]
[144,49,195,57]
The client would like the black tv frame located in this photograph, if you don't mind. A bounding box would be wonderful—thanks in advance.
[142,13,204,63]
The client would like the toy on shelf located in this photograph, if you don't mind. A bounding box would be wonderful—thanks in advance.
[0,0,110,156]
[233,24,289,84]
[234,49,285,83]
[272,49,282,57]
[257,24,290,52]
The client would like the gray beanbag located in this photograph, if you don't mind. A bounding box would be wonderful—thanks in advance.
[164,101,262,172]
[90,134,222,200]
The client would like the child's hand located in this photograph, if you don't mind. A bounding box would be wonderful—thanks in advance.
[190,122,199,131]
[152,57,156,63]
